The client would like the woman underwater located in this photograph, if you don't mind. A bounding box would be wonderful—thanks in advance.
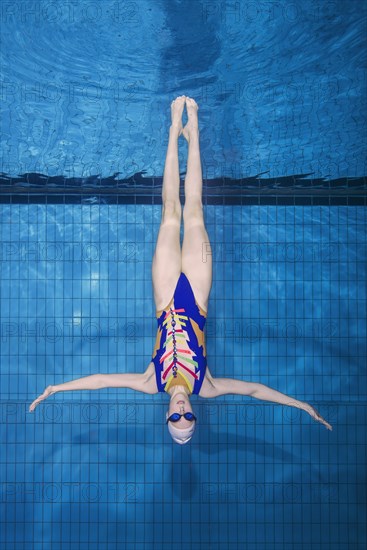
[29,96,332,444]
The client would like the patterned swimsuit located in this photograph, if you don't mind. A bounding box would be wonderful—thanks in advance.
[152,273,207,395]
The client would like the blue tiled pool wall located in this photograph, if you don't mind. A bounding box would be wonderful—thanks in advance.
[1,203,366,549]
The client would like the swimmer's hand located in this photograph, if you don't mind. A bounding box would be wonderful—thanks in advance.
[305,403,333,431]
[29,385,56,412]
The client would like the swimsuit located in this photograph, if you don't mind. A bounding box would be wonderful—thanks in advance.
[152,273,207,395]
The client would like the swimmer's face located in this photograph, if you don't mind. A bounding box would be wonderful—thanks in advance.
[166,392,195,429]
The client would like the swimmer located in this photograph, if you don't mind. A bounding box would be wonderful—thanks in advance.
[29,96,332,443]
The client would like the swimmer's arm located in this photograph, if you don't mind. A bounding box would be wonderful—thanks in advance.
[201,378,332,430]
[29,370,157,411]
[97,372,158,394]
[28,376,99,411]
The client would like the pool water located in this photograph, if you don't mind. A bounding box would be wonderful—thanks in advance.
[1,0,366,548]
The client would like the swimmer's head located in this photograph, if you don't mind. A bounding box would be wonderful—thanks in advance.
[166,385,196,445]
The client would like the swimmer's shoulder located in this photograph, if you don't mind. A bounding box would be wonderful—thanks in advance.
[199,366,217,398]
[143,362,159,394]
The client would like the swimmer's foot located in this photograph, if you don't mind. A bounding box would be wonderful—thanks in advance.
[170,95,186,137]
[182,97,199,143]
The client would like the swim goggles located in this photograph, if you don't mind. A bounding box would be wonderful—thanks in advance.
[166,412,197,423]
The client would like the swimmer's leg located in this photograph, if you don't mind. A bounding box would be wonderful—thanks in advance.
[182,97,212,312]
[152,96,185,310]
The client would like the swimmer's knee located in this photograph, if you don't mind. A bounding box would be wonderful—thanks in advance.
[162,199,182,224]
[183,200,204,226]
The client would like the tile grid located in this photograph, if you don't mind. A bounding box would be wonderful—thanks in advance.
[0,202,366,549]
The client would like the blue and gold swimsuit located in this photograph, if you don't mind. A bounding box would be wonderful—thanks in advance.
[152,273,207,395]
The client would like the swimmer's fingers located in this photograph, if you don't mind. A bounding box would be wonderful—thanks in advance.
[29,385,55,412]
[308,405,333,431]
